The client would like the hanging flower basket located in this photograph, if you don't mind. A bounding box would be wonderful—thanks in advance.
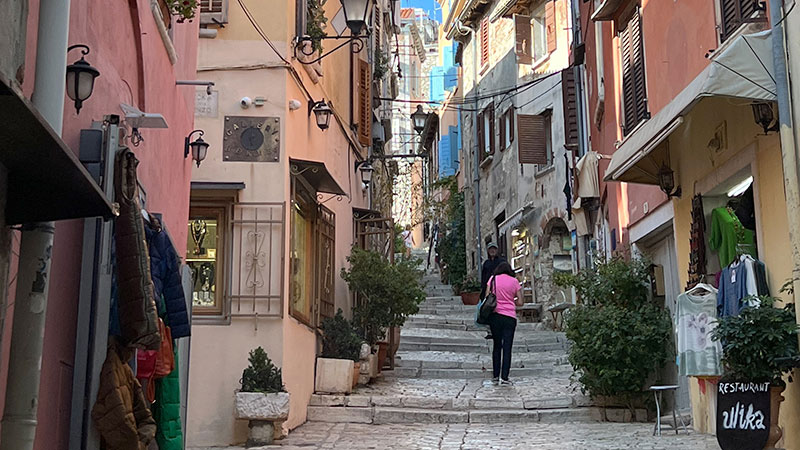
[165,0,199,22]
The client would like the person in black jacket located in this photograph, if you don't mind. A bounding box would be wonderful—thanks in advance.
[479,243,505,339]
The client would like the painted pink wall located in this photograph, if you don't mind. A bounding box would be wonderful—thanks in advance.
[0,0,198,447]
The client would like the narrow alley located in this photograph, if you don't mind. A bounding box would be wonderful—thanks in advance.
[204,257,719,449]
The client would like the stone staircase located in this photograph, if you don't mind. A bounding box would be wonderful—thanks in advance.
[307,262,643,425]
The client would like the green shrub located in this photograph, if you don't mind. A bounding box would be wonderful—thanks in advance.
[240,347,284,393]
[342,247,426,345]
[320,309,363,361]
[556,257,672,413]
[711,296,799,385]
[435,177,466,289]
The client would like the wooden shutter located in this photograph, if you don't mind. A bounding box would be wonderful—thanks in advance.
[480,19,489,68]
[358,59,372,146]
[477,111,485,156]
[561,69,579,150]
[545,0,556,53]
[620,9,648,136]
[373,5,382,53]
[508,108,515,144]
[514,15,533,64]
[720,0,759,42]
[517,114,548,164]
[315,204,336,324]
[499,113,506,150]
[200,0,228,24]
[488,105,495,154]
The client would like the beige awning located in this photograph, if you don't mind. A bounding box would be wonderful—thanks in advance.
[605,31,776,184]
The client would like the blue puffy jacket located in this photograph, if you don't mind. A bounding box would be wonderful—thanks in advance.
[145,223,191,338]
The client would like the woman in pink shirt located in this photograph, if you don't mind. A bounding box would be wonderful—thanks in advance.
[486,262,522,385]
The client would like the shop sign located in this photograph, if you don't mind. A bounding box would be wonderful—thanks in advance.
[716,381,770,450]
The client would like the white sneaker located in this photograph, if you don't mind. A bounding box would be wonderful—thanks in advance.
[491,377,499,385]
[499,379,513,386]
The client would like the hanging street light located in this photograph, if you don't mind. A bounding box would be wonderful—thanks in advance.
[341,0,371,36]
[294,0,371,64]
[358,160,374,186]
[184,130,210,168]
[309,99,333,130]
[66,44,100,114]
[412,105,428,135]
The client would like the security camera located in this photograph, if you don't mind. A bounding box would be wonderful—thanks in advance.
[240,97,253,109]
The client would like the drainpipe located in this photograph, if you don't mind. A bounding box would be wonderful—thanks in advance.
[768,0,800,309]
[471,28,482,272]
[0,0,69,448]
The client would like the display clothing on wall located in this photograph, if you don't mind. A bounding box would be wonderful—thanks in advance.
[687,194,707,289]
[709,207,755,268]
[717,255,768,317]
[676,284,722,376]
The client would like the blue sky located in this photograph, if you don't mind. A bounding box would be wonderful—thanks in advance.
[400,0,442,22]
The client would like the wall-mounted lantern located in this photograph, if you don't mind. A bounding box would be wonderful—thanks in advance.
[185,130,210,167]
[66,44,100,114]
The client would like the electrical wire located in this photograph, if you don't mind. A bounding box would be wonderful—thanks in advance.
[236,0,292,66]
[774,0,797,28]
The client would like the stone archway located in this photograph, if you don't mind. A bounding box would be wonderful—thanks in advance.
[533,214,572,322]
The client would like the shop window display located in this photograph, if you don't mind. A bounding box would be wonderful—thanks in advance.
[187,208,225,315]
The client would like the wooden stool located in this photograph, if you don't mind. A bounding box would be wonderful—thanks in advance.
[650,385,689,436]
[547,303,571,331]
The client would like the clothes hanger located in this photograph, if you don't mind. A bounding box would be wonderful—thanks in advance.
[687,282,714,295]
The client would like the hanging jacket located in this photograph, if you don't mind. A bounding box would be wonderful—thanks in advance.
[114,148,161,350]
[92,339,156,450]
[154,348,183,450]
[145,223,191,338]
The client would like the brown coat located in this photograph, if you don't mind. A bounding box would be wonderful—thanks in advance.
[92,340,156,450]
[114,148,160,350]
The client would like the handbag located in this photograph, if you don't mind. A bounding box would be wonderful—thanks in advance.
[153,318,174,378]
[476,277,497,325]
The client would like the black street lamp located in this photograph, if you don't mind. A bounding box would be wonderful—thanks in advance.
[341,0,371,36]
[411,105,428,135]
[185,130,210,167]
[358,160,374,185]
[294,0,371,64]
[309,99,332,130]
[66,44,100,114]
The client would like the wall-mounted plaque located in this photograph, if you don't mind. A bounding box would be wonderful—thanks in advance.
[223,116,280,162]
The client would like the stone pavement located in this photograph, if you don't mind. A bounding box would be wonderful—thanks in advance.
[191,422,719,450]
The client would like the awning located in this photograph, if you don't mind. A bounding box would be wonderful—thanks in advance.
[289,159,347,196]
[498,202,536,237]
[418,113,440,153]
[591,0,626,21]
[605,30,776,184]
[0,74,115,224]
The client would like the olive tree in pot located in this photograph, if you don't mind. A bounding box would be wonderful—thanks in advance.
[455,277,482,305]
[711,296,799,449]
[555,257,673,421]
[235,347,288,446]
[342,247,426,369]
[316,309,363,394]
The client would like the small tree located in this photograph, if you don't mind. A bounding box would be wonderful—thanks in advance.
[434,177,466,288]
[240,347,284,393]
[555,256,672,416]
[320,309,363,361]
[342,247,426,345]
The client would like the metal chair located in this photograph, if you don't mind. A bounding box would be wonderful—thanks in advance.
[650,385,689,436]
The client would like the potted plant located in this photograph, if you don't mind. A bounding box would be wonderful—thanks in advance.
[316,310,362,394]
[235,347,288,447]
[165,0,199,22]
[343,247,426,369]
[711,296,799,448]
[457,277,482,305]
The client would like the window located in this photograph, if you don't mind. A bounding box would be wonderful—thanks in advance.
[290,178,317,325]
[719,0,762,42]
[532,3,548,62]
[200,0,229,25]
[480,18,489,69]
[187,202,229,317]
[517,110,552,167]
[499,108,515,151]
[477,103,495,161]
[619,7,649,136]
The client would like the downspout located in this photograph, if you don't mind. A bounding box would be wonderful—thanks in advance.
[0,0,68,448]
[771,0,800,339]
[471,27,482,272]
[768,0,800,308]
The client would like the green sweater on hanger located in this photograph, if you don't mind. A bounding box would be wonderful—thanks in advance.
[709,207,755,267]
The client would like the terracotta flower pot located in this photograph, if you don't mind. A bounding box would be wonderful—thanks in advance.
[765,384,785,449]
[460,292,480,305]
[377,342,389,372]
[352,362,361,389]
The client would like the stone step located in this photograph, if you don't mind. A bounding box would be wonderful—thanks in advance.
[400,334,565,346]
[398,341,568,353]
[306,403,641,425]
[381,365,573,379]
[395,355,569,370]
[403,318,549,332]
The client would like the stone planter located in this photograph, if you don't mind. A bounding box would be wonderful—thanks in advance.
[376,342,388,372]
[315,357,353,394]
[367,353,378,379]
[460,291,480,305]
[234,391,290,447]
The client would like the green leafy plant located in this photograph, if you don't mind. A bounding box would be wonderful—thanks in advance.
[165,0,198,22]
[306,0,328,53]
[556,257,672,415]
[434,177,467,290]
[373,48,391,81]
[320,309,363,361]
[711,296,799,385]
[394,223,406,255]
[342,247,426,345]
[454,276,481,294]
[240,347,285,393]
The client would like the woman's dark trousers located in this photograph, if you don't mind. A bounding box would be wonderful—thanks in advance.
[489,313,517,380]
